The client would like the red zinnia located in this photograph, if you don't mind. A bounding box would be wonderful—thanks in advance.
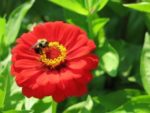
[11,21,98,102]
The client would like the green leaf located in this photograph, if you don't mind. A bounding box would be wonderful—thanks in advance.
[145,14,150,32]
[48,0,89,16]
[0,18,5,40]
[124,2,150,13]
[84,0,108,14]
[0,18,7,61]
[0,89,5,109]
[92,18,109,36]
[97,0,109,11]
[140,33,150,94]
[126,11,145,44]
[110,95,150,113]
[98,41,119,77]
[3,110,29,113]
[2,63,11,110]
[0,54,13,110]
[63,96,93,113]
[99,89,142,112]
[143,0,150,2]
[108,1,128,17]
[110,39,141,77]
[5,0,35,46]
[24,98,38,110]
[31,97,53,113]
[64,9,88,33]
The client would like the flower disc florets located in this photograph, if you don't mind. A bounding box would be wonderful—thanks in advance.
[40,41,67,68]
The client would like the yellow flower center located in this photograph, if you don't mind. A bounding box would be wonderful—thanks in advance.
[40,42,67,68]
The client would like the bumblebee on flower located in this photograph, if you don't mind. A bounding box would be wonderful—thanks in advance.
[11,21,98,102]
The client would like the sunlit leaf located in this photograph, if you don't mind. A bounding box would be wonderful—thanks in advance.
[0,18,5,40]
[84,0,108,14]
[97,0,109,11]
[2,62,11,109]
[24,97,39,110]
[0,89,5,109]
[0,53,13,110]
[48,0,89,15]
[140,33,150,94]
[5,0,35,46]
[97,41,119,77]
[124,2,150,13]
[0,18,7,61]
[3,109,29,113]
[92,18,109,36]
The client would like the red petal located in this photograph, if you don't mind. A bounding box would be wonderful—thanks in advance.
[75,85,88,97]
[22,86,45,99]
[76,72,93,85]
[67,46,91,60]
[49,21,66,42]
[60,69,78,96]
[14,59,42,69]
[67,59,87,70]
[67,40,96,60]
[84,54,99,70]
[67,34,88,53]
[15,68,43,86]
[36,71,59,94]
[52,84,66,102]
[32,23,51,40]
[67,54,98,71]
[64,69,90,96]
[12,44,39,63]
[17,32,38,46]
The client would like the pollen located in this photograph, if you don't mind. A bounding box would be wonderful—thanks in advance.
[40,42,67,68]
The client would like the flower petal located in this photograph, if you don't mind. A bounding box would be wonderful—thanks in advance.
[15,68,43,87]
[14,59,42,69]
[17,32,38,46]
[67,54,98,71]
[60,69,79,96]
[67,40,96,60]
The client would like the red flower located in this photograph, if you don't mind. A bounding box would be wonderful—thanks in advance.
[11,21,98,102]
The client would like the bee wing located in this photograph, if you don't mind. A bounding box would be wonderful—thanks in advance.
[32,42,38,48]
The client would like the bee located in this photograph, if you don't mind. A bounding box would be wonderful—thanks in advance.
[32,39,49,54]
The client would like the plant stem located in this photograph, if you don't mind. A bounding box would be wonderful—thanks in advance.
[85,0,94,38]
[87,14,95,39]
[51,99,57,113]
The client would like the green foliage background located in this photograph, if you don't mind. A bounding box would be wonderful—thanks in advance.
[0,0,150,113]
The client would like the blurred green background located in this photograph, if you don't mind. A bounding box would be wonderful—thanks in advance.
[0,0,150,113]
